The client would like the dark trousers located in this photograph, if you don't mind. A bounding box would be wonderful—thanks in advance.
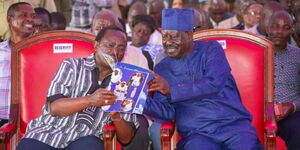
[122,115,150,150]
[277,111,300,150]
[17,135,104,150]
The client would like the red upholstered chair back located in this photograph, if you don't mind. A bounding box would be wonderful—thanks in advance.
[193,29,274,146]
[11,31,95,138]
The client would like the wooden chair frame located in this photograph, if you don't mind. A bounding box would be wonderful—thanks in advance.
[11,31,115,150]
[161,29,277,150]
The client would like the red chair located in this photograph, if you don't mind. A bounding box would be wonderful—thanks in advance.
[160,29,281,150]
[10,31,116,150]
[0,104,18,150]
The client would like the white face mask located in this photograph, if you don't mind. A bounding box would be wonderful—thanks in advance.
[101,52,118,70]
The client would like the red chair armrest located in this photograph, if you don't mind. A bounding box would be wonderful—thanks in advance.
[103,124,116,150]
[265,102,277,150]
[0,104,18,144]
[0,123,17,143]
[160,121,175,150]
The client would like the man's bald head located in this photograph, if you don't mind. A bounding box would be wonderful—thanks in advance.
[149,0,165,28]
[127,1,147,29]
[91,10,122,35]
[193,9,213,31]
[258,1,284,35]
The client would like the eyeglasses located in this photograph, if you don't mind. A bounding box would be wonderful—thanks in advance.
[246,11,260,16]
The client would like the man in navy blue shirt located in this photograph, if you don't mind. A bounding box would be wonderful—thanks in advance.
[144,8,262,150]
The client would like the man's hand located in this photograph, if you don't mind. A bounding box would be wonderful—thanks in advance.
[148,71,170,95]
[88,88,117,107]
[274,102,295,121]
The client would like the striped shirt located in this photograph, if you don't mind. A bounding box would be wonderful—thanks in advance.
[24,54,138,148]
[274,44,300,111]
[0,39,11,119]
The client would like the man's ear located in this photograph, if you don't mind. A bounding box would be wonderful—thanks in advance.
[94,42,100,51]
[7,16,12,25]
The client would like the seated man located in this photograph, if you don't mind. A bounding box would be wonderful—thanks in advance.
[91,11,150,150]
[143,8,263,150]
[17,26,138,150]
[266,10,300,150]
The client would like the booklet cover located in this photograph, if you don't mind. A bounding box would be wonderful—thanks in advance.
[102,62,153,114]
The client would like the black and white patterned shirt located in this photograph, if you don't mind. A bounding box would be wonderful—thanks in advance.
[23,54,138,148]
[274,44,300,111]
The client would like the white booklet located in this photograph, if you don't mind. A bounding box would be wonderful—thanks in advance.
[102,62,153,114]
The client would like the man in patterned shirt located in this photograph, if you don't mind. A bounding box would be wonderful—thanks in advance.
[266,10,300,150]
[17,26,138,150]
[0,2,35,126]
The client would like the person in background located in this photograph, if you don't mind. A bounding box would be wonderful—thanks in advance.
[292,9,300,47]
[193,9,213,32]
[0,2,35,126]
[131,14,166,70]
[225,0,235,13]
[67,0,113,33]
[168,0,183,8]
[144,8,263,150]
[54,0,71,26]
[291,0,300,19]
[245,1,284,38]
[148,0,165,31]
[242,2,263,30]
[91,10,149,70]
[0,0,56,41]
[50,12,67,30]
[199,0,209,12]
[208,0,233,28]
[266,10,300,150]
[218,0,255,29]
[126,1,147,37]
[148,0,165,45]
[182,0,200,9]
[279,0,292,14]
[33,7,51,34]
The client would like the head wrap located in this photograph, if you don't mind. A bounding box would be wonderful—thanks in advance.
[162,8,194,31]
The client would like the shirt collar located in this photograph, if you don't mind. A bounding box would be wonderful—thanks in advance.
[0,37,11,51]
[84,53,98,71]
[254,24,266,39]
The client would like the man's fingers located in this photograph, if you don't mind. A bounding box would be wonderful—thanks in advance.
[148,86,161,92]
[149,83,160,89]
[149,70,155,75]
[101,92,115,96]
[149,70,160,79]
[101,95,117,100]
